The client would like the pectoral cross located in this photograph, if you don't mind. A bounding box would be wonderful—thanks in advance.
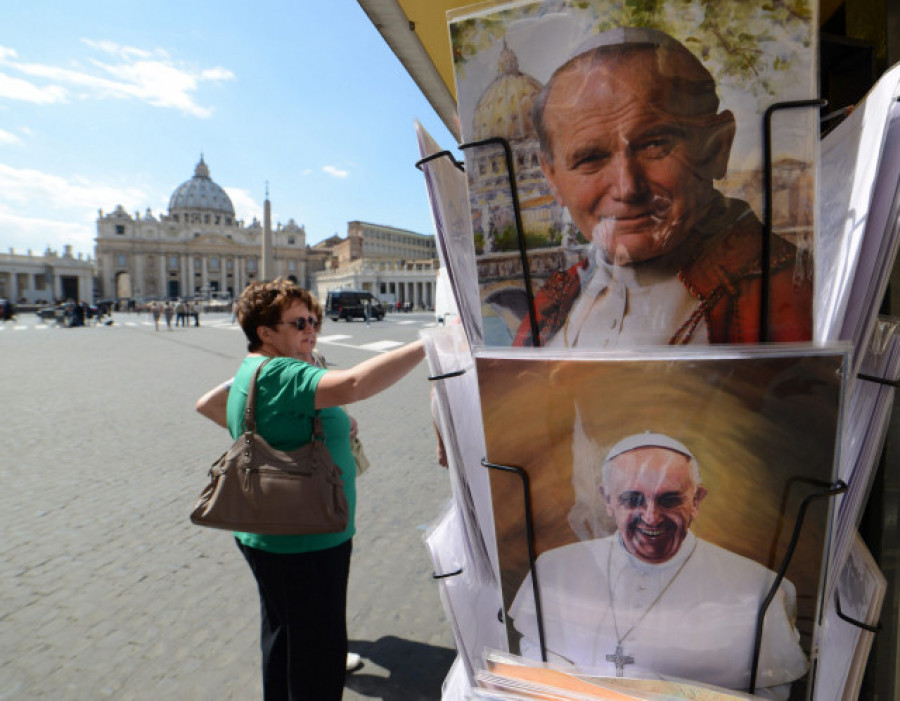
[605,643,634,677]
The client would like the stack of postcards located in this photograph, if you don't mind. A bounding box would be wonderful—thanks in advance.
[471,651,762,700]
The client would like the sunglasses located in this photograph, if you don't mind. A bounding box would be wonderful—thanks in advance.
[276,316,321,331]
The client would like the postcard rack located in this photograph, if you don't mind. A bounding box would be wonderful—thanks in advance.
[747,478,846,693]
[415,150,465,172]
[426,367,473,582]
[858,372,900,388]
[821,369,897,638]
[834,591,881,633]
[417,100,874,692]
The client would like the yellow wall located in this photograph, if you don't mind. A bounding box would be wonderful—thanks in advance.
[397,0,480,100]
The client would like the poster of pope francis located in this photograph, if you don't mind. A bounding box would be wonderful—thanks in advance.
[476,346,845,698]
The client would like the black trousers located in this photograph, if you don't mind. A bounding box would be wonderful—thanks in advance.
[237,538,352,701]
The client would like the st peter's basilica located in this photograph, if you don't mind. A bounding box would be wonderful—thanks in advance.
[95,156,314,302]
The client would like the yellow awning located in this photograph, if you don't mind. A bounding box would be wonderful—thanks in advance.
[357,0,479,142]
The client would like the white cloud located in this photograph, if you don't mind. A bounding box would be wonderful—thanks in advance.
[0,127,21,145]
[0,164,150,257]
[225,187,263,224]
[201,67,233,81]
[0,205,96,257]
[80,38,159,61]
[94,59,217,117]
[0,164,146,211]
[225,188,298,231]
[322,165,349,178]
[0,40,234,117]
[0,70,68,104]
[0,166,268,259]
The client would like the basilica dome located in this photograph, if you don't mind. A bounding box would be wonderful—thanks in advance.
[168,156,235,218]
[472,40,543,141]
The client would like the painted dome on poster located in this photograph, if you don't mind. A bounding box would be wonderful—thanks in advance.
[473,40,543,141]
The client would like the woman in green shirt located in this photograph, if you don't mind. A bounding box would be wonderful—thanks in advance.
[224,279,424,700]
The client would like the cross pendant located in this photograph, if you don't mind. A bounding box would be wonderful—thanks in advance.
[605,643,634,677]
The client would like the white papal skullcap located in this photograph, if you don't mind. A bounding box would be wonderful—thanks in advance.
[567,26,683,62]
[604,431,695,464]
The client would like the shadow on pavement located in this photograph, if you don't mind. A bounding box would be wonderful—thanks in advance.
[345,635,456,700]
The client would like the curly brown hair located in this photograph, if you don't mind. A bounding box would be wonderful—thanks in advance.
[236,278,318,352]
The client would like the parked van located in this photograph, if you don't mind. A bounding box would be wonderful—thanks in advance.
[325,290,385,322]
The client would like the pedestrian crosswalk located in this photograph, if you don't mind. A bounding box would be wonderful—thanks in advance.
[359,340,405,351]
[1,314,437,354]
[317,334,352,342]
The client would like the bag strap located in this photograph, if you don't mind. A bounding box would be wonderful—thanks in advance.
[311,411,326,442]
[244,357,274,432]
[245,358,322,441]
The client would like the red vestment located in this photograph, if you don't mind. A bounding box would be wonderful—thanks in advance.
[513,196,812,346]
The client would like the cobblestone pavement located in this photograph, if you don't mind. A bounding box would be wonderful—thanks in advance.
[0,312,457,700]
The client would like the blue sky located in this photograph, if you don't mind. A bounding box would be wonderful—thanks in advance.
[0,1,458,259]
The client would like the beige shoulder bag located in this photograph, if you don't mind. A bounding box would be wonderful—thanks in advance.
[190,358,349,535]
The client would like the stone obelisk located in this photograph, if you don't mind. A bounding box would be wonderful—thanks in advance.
[261,182,274,280]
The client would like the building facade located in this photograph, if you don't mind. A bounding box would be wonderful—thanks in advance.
[314,257,438,309]
[0,246,94,304]
[95,157,310,302]
[314,221,438,309]
[93,157,437,308]
[345,221,437,261]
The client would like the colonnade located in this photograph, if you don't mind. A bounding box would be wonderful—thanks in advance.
[105,250,260,301]
[377,279,434,308]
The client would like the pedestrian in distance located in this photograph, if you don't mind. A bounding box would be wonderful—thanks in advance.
[164,302,174,330]
[151,302,161,331]
[1,298,15,323]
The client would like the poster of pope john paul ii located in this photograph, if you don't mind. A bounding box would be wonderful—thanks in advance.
[450,0,817,348]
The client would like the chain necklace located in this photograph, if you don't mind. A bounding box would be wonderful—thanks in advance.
[605,536,698,676]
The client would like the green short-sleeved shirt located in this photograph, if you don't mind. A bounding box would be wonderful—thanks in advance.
[226,355,356,553]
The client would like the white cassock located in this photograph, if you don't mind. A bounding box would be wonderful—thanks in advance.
[509,532,809,696]
[546,246,708,348]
